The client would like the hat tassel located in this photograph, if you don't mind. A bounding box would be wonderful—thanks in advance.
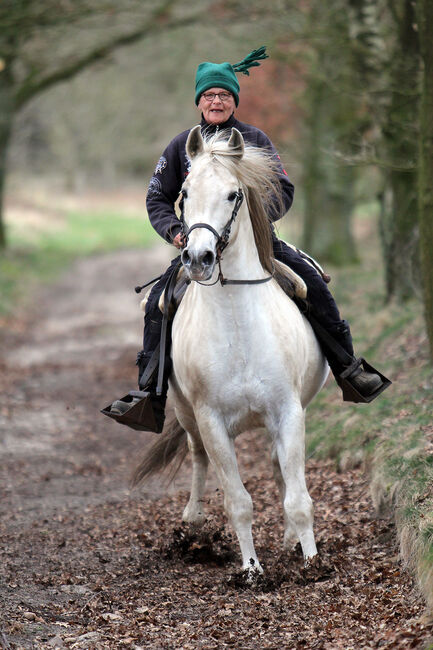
[232,46,269,76]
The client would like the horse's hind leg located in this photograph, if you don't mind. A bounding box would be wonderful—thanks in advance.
[270,403,317,562]
[271,448,298,549]
[196,411,261,577]
[182,433,208,527]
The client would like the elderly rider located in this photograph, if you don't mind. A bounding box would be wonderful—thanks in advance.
[107,47,387,432]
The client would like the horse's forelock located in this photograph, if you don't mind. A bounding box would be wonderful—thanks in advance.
[193,132,282,273]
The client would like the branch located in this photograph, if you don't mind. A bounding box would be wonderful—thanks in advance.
[331,147,417,171]
[14,1,199,109]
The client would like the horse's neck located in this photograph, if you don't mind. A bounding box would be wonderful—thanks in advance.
[219,204,266,279]
[186,204,270,321]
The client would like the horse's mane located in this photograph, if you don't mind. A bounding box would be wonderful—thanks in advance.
[198,131,284,274]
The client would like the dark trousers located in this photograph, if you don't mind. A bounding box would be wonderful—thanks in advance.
[272,238,343,329]
[139,240,353,388]
[142,256,181,355]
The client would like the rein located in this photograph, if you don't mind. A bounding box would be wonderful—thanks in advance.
[180,188,274,287]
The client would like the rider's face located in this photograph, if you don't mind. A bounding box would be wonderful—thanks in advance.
[198,87,236,125]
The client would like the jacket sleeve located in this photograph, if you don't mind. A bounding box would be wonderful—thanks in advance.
[146,137,184,243]
[255,130,294,222]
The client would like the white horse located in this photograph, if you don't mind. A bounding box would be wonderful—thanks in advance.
[133,126,329,579]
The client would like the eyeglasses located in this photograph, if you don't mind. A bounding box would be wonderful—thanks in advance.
[201,92,233,102]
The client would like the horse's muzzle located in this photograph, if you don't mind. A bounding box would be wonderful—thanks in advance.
[181,247,216,281]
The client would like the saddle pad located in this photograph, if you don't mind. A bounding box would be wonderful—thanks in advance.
[140,266,189,318]
[273,259,307,299]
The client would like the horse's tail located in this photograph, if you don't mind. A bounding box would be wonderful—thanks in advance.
[130,416,188,488]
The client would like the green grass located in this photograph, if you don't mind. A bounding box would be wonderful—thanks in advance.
[304,251,433,608]
[0,209,158,315]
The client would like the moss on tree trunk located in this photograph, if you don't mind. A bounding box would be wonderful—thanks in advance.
[417,0,433,361]
[380,0,419,302]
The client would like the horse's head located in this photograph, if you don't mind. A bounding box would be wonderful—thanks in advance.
[180,126,245,282]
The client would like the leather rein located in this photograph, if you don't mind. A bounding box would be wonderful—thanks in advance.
[179,188,274,287]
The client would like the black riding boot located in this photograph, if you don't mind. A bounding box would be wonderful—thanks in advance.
[273,238,389,402]
[308,315,388,402]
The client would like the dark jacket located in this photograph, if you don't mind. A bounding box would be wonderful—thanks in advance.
[146,114,294,243]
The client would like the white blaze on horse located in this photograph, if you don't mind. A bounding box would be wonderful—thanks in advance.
[133,126,329,579]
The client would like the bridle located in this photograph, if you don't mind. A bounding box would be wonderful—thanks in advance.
[179,188,274,287]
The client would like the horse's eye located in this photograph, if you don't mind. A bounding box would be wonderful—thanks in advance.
[227,192,237,202]
[181,189,188,199]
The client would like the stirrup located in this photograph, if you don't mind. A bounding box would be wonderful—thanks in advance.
[101,390,165,433]
[339,358,391,404]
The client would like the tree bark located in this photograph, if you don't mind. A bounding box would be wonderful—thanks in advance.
[301,2,358,266]
[417,0,433,361]
[302,78,324,255]
[0,65,14,249]
[301,72,358,265]
[380,0,419,302]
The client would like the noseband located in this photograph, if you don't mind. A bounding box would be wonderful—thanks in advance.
[180,188,244,256]
[179,188,274,287]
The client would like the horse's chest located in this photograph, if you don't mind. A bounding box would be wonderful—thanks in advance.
[173,300,284,408]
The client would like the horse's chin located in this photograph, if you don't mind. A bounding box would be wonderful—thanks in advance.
[185,264,215,283]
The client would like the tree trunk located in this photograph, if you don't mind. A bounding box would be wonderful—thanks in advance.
[302,79,358,266]
[0,66,14,250]
[302,79,324,255]
[301,1,358,266]
[380,0,419,302]
[417,0,433,361]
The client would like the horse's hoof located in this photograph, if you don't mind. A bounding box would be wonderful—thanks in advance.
[181,510,206,528]
[303,553,321,569]
[182,513,206,529]
[243,558,263,583]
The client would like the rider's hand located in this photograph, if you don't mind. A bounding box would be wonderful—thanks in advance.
[173,233,185,249]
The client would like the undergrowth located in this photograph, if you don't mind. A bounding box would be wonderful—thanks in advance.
[305,242,433,609]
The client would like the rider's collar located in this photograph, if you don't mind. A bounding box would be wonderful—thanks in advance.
[200,113,237,134]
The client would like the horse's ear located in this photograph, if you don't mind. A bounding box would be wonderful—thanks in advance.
[228,128,244,159]
[186,125,204,159]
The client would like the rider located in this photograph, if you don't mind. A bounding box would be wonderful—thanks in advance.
[108,47,387,432]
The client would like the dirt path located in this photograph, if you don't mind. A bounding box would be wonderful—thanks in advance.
[0,247,432,649]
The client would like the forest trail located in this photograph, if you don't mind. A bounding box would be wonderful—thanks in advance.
[0,246,432,649]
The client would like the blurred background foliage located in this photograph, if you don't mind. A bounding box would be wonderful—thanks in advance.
[0,0,432,356]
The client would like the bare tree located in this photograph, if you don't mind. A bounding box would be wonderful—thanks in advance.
[0,0,204,248]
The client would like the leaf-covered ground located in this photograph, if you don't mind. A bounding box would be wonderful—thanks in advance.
[1,247,432,649]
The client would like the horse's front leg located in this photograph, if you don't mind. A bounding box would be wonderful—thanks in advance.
[182,433,208,527]
[196,409,262,578]
[269,402,317,563]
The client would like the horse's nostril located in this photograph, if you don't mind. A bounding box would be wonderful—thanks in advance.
[181,249,191,266]
[202,251,215,266]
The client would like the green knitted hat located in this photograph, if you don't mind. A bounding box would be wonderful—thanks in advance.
[194,46,269,107]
